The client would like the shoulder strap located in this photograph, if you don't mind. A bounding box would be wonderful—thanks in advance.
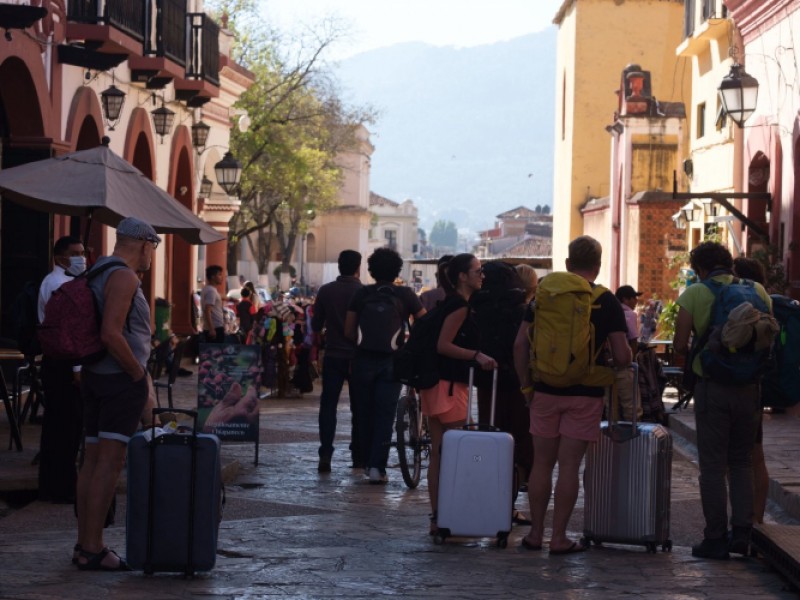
[86,259,129,281]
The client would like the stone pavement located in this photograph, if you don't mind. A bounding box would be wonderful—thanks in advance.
[0,375,799,599]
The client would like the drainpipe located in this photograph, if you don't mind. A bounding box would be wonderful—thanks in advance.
[606,122,623,290]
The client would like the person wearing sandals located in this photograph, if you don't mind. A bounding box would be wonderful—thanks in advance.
[422,253,497,535]
[74,218,160,571]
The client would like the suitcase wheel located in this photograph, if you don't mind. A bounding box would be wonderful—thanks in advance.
[496,535,508,549]
[433,528,449,545]
[662,541,673,552]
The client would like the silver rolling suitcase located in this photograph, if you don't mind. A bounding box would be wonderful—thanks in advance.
[583,363,673,552]
[435,368,514,548]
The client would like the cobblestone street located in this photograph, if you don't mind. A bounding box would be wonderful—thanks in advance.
[0,377,797,599]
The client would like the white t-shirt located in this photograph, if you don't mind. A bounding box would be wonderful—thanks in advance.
[201,284,224,329]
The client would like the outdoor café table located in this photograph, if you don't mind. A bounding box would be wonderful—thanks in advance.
[0,348,25,451]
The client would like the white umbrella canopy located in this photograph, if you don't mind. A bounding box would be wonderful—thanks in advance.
[0,138,225,245]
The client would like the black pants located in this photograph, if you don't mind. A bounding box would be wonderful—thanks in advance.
[38,356,83,503]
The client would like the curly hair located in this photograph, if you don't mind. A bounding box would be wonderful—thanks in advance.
[367,247,403,282]
[689,241,732,275]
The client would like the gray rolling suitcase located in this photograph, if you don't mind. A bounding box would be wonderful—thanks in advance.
[126,409,223,575]
[435,368,514,548]
[583,363,673,553]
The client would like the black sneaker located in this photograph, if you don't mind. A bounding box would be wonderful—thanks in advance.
[691,538,730,559]
[317,456,331,473]
[729,527,751,555]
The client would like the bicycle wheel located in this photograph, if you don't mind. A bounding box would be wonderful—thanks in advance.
[396,392,422,488]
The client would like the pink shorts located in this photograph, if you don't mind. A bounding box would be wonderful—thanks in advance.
[420,380,468,424]
[529,391,603,442]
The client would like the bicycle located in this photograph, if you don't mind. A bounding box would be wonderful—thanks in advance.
[395,386,431,488]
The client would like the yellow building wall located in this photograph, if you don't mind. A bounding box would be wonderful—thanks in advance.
[552,0,688,268]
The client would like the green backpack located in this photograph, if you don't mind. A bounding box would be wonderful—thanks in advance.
[529,272,614,388]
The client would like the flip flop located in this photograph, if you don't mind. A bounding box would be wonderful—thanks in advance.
[513,511,532,526]
[520,538,543,551]
[71,544,82,565]
[549,541,588,555]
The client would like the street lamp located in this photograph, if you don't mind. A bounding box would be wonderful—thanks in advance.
[191,120,211,151]
[681,202,701,223]
[197,175,213,199]
[672,211,687,230]
[718,63,759,128]
[214,151,242,195]
[100,84,125,131]
[701,198,717,218]
[151,102,175,142]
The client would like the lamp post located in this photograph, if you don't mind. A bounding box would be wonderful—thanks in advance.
[197,175,213,199]
[718,63,759,128]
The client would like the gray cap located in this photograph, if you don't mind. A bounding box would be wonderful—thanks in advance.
[116,217,162,244]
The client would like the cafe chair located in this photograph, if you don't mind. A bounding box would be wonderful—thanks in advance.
[152,339,186,410]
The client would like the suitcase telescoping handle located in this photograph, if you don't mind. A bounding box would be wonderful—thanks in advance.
[464,365,499,431]
[606,362,639,443]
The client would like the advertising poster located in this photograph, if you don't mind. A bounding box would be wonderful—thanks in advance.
[197,343,261,442]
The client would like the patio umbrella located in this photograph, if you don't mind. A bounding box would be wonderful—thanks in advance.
[0,138,225,245]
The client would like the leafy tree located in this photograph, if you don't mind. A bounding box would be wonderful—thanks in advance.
[429,220,458,249]
[535,204,542,214]
[541,205,551,215]
[207,1,375,276]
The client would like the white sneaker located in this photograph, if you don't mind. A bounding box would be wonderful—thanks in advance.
[367,467,388,484]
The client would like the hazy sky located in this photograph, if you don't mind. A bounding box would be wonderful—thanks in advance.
[261,0,565,59]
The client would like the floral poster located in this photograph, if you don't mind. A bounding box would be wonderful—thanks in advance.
[197,343,261,442]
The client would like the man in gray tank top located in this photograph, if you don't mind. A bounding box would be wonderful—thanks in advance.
[74,217,160,571]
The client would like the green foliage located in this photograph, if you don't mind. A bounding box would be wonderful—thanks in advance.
[429,220,458,248]
[657,300,678,340]
[206,0,376,274]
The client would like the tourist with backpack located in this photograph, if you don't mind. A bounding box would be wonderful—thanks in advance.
[421,253,497,534]
[674,242,776,559]
[514,236,630,554]
[345,248,425,484]
[36,235,86,504]
[731,256,776,527]
[470,260,531,525]
[73,217,160,571]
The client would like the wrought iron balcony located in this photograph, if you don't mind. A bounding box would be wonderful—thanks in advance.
[67,0,145,42]
[144,0,187,67]
[186,13,220,86]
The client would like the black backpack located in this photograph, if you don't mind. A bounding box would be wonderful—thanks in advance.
[356,284,406,353]
[394,305,446,389]
[10,280,42,357]
[761,294,800,409]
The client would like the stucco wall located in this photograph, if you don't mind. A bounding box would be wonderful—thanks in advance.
[553,0,688,269]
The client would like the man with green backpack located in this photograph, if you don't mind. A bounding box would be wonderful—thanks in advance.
[514,235,630,553]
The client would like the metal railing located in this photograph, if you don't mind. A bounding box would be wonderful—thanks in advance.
[160,0,187,66]
[186,13,220,86]
[67,0,145,42]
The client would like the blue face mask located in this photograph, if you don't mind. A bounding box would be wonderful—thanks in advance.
[66,255,87,275]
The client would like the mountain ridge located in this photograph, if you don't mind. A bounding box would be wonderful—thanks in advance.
[334,30,557,234]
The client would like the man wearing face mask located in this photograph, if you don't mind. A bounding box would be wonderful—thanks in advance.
[36,235,86,503]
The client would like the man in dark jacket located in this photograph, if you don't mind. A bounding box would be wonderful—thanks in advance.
[311,250,363,472]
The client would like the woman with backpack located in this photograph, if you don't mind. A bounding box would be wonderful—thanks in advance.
[422,253,497,535]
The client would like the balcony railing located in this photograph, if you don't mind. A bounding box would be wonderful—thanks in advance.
[67,0,145,42]
[186,13,220,86]
[143,0,186,66]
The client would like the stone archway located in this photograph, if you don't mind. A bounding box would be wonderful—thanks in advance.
[747,151,770,255]
[0,56,51,339]
[63,87,105,253]
[166,125,197,335]
[124,108,157,312]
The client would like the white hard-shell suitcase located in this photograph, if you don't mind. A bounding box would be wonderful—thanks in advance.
[435,368,514,547]
[582,363,673,553]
